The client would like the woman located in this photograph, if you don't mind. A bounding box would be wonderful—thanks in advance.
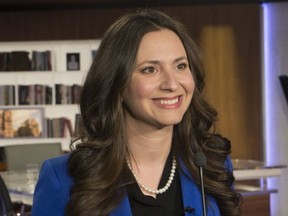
[32,10,241,216]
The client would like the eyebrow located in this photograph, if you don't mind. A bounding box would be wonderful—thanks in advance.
[136,56,188,68]
[174,56,188,63]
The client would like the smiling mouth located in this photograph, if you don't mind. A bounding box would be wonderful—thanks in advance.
[154,96,180,105]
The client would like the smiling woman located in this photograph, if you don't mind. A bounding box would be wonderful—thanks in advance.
[31,10,241,216]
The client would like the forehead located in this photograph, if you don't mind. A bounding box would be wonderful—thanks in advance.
[136,29,186,61]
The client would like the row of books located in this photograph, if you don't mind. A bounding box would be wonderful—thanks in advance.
[0,50,51,72]
[55,84,82,105]
[18,85,53,105]
[45,114,82,138]
[0,84,82,106]
[0,85,15,105]
[31,50,52,71]
[15,84,81,105]
[45,117,73,138]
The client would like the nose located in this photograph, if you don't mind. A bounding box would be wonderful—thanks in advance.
[159,69,179,92]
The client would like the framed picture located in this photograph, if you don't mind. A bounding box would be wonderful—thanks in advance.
[66,53,80,71]
[0,108,44,138]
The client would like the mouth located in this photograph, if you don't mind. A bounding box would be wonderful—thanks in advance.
[154,96,182,106]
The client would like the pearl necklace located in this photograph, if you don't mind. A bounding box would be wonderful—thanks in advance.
[126,156,177,195]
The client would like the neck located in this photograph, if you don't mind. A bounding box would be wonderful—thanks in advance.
[126,124,173,164]
[125,122,174,197]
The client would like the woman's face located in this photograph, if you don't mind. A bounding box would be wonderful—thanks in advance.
[122,29,195,129]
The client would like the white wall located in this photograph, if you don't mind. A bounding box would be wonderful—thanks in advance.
[262,2,288,216]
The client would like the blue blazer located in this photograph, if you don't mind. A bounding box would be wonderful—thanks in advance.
[32,153,231,216]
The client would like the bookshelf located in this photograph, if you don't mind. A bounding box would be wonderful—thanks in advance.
[0,40,101,151]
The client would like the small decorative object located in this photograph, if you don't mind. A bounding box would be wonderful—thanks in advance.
[66,53,80,71]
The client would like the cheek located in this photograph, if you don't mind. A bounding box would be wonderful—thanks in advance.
[122,80,153,114]
[125,79,155,99]
[182,73,195,95]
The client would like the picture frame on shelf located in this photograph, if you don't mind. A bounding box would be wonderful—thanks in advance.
[0,108,45,139]
[66,53,80,71]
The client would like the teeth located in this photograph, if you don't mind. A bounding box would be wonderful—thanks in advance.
[159,98,179,105]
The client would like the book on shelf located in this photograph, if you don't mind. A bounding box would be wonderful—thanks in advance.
[31,50,52,71]
[91,49,98,60]
[0,85,15,105]
[18,85,30,105]
[45,86,53,105]
[74,113,83,137]
[0,52,9,71]
[0,50,52,72]
[7,51,31,71]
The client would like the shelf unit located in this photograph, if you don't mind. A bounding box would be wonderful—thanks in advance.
[0,40,101,151]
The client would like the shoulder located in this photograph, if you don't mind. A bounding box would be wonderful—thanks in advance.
[32,153,73,216]
[40,153,73,195]
[41,153,71,180]
[44,153,70,171]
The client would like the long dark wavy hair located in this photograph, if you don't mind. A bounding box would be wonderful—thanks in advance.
[66,10,241,216]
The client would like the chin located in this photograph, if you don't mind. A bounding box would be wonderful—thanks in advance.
[160,118,183,127]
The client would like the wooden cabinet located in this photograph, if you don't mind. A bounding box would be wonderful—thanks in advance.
[241,192,271,216]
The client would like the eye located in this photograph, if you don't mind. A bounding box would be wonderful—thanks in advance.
[141,66,157,74]
[176,63,188,70]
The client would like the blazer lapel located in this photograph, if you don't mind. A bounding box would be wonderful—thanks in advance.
[179,160,203,216]
[179,160,220,216]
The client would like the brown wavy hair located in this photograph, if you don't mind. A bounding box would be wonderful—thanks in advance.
[66,10,241,215]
